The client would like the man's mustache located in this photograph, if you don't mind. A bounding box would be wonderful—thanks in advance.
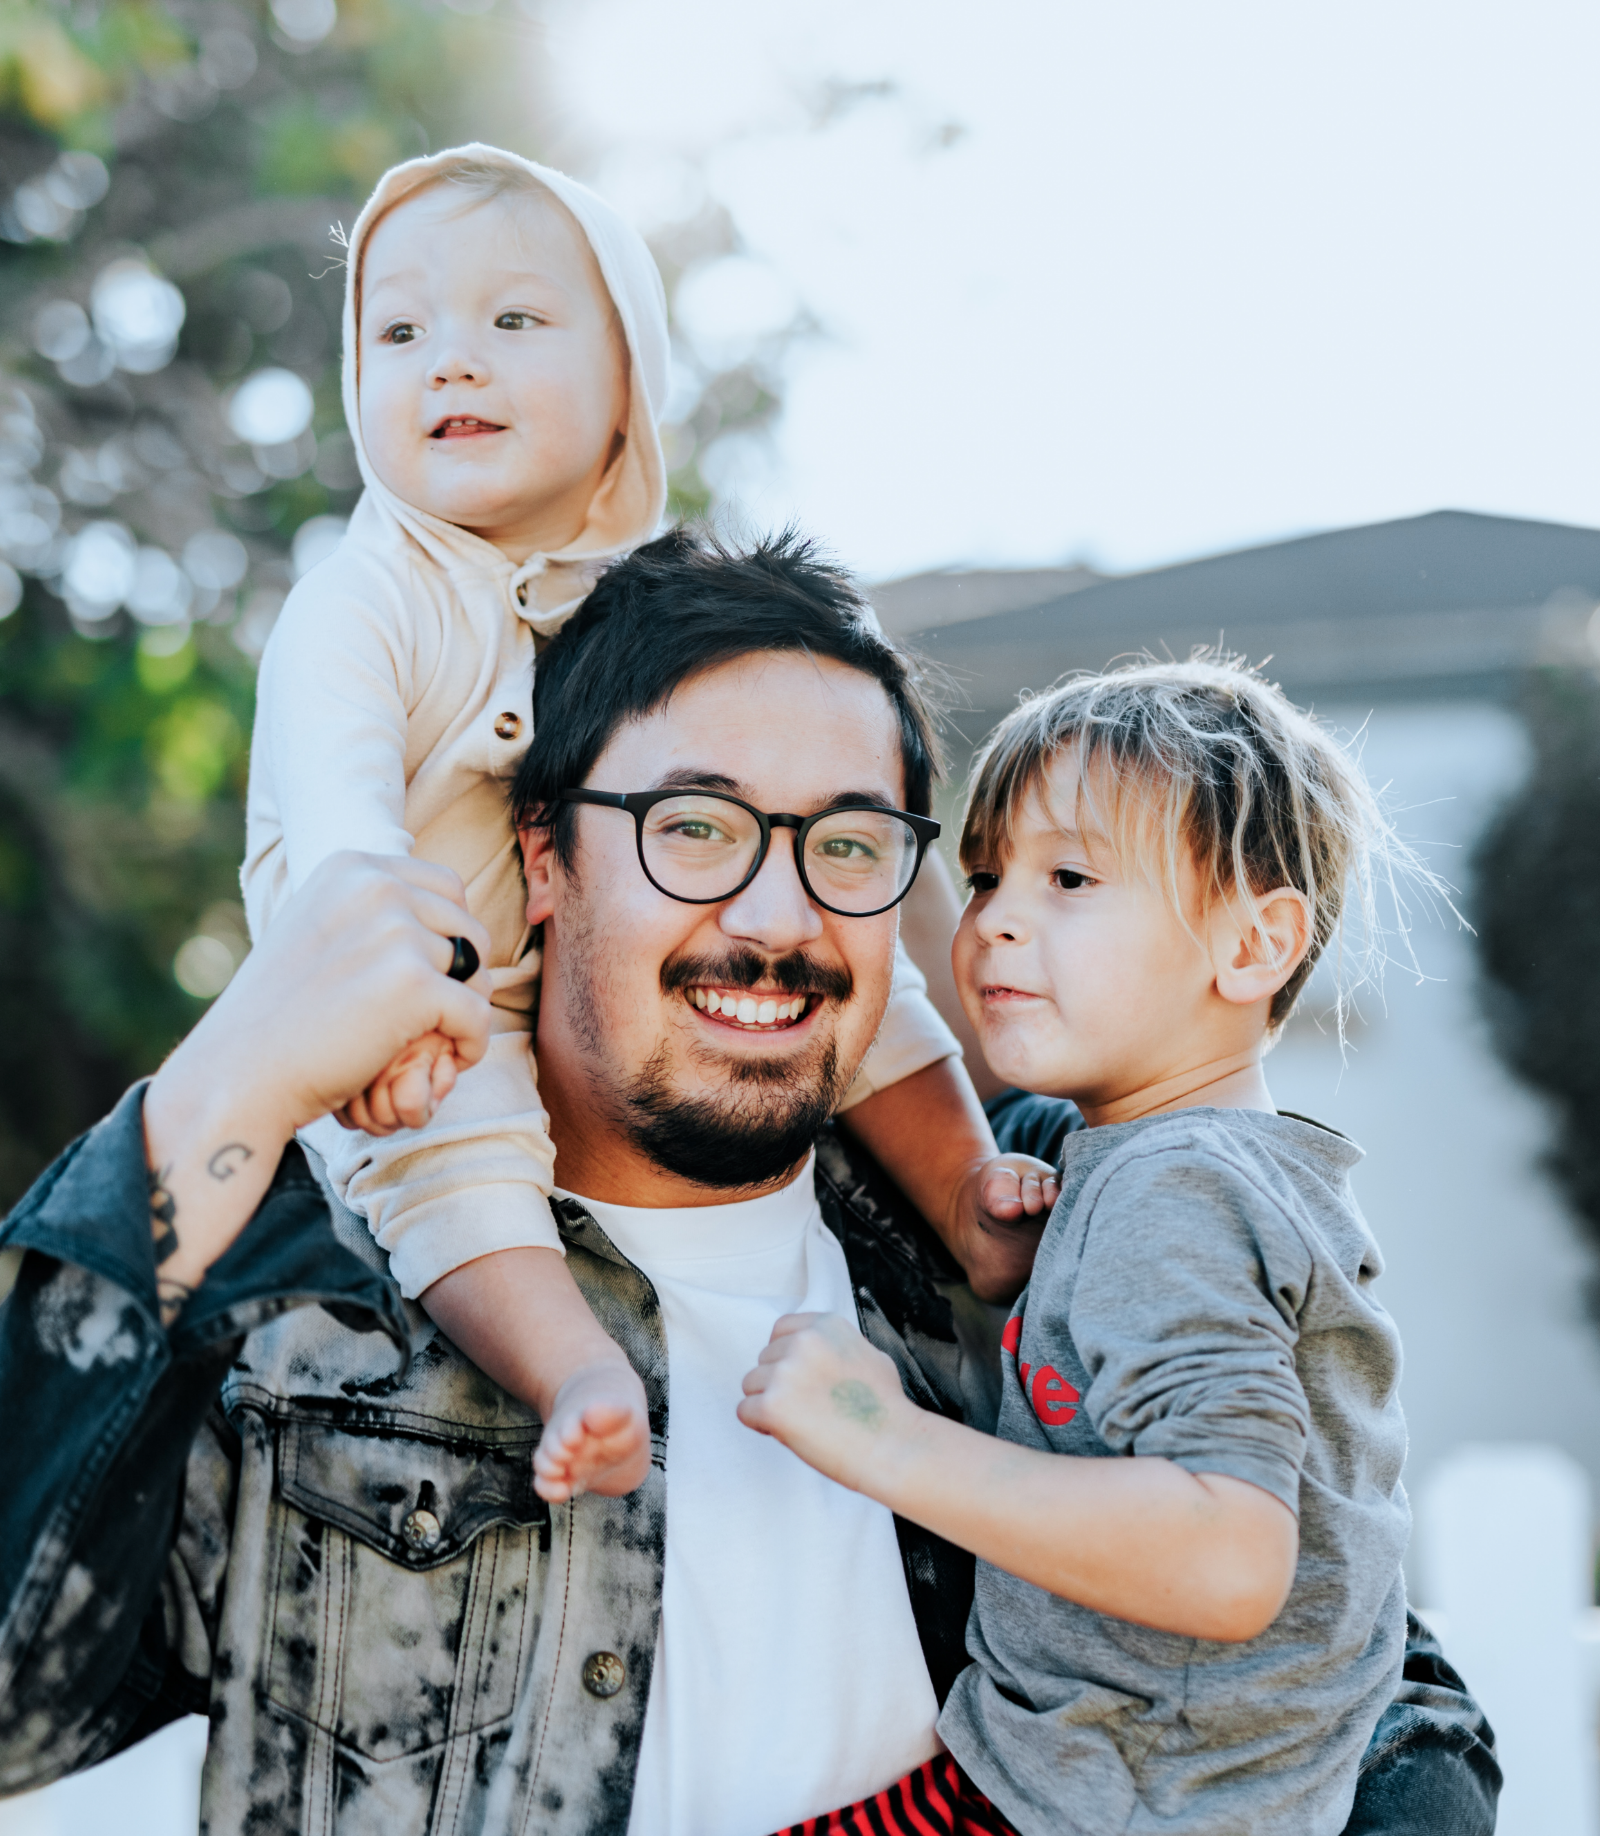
[660,947,853,1004]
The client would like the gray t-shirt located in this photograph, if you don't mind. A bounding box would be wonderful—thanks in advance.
[940,1108,1409,1836]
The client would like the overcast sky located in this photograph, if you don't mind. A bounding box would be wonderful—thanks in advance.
[539,0,1600,582]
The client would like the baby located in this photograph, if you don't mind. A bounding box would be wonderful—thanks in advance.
[244,145,1050,1504]
[741,657,1415,1834]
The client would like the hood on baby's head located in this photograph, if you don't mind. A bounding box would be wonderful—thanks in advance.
[336,143,669,599]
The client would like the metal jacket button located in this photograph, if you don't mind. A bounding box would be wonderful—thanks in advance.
[494,711,522,740]
[402,1508,442,1553]
[581,1651,625,1698]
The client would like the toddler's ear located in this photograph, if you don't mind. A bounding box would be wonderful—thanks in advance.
[1213,887,1313,1009]
[520,824,557,926]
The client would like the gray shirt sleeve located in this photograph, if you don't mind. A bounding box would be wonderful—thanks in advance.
[1068,1141,1314,1511]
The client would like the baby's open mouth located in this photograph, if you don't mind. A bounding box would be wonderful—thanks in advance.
[685,986,812,1030]
[430,416,505,438]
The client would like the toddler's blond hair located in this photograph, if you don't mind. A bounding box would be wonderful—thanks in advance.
[960,652,1434,1033]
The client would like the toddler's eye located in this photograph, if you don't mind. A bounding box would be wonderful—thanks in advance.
[381,321,419,345]
[494,311,542,330]
[965,871,1000,894]
[1052,868,1093,891]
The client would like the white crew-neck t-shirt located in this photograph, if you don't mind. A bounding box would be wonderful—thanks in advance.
[557,1156,941,1836]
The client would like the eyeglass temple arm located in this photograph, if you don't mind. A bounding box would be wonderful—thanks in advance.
[558,789,632,810]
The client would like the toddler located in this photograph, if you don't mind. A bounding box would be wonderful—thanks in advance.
[741,656,1416,1834]
[244,144,1047,1504]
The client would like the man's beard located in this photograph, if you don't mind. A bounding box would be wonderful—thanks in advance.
[622,946,855,1190]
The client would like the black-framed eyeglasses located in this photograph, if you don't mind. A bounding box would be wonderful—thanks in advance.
[560,788,940,917]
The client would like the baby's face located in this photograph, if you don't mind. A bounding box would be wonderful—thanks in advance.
[357,186,628,559]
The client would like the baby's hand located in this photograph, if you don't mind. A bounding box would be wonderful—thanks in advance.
[532,1357,653,1504]
[738,1312,910,1492]
[952,1153,1061,1304]
[335,1031,459,1135]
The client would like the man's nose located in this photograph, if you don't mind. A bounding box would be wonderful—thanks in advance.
[717,833,825,954]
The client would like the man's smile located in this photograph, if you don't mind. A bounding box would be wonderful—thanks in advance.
[685,986,814,1031]
[430,415,506,438]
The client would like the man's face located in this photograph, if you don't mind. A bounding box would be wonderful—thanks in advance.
[523,650,909,1203]
[357,186,628,560]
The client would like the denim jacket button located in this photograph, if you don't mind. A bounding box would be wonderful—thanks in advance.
[493,711,522,740]
[401,1508,442,1553]
[581,1651,626,1698]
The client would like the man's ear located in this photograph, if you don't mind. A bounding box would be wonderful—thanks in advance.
[520,824,558,927]
[1212,887,1313,1010]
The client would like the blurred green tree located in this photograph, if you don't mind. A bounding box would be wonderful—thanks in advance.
[1474,667,1600,1314]
[0,0,782,1202]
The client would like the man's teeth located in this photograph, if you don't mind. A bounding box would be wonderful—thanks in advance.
[689,988,808,1026]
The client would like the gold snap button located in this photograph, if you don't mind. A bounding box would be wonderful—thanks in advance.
[581,1651,626,1698]
[494,710,522,741]
[401,1508,442,1552]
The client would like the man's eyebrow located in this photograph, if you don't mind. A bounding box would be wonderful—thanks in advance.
[650,768,744,794]
[645,771,902,812]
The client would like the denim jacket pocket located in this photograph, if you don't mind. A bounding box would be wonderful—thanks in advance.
[264,1418,549,1764]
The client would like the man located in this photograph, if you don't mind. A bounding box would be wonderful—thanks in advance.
[0,532,1498,1834]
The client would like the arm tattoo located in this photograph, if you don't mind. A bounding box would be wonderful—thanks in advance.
[148,1162,187,1328]
[148,1162,178,1265]
[156,1277,195,1329]
[207,1141,254,1181]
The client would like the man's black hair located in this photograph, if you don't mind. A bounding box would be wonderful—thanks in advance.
[511,526,943,868]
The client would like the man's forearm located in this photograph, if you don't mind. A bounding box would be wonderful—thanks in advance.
[840,1057,996,1254]
[142,1057,294,1326]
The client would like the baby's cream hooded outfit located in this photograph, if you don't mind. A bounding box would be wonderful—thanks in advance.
[243,145,958,1298]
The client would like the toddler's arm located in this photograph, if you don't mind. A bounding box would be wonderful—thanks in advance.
[738,1313,1296,1642]
[425,1248,650,1503]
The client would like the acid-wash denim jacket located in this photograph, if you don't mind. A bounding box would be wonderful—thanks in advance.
[0,1084,1500,1835]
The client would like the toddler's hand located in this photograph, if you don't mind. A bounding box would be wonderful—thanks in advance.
[532,1357,652,1504]
[952,1153,1061,1304]
[738,1312,910,1492]
[336,1031,459,1135]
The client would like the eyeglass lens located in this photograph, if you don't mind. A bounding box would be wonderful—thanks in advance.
[640,794,921,913]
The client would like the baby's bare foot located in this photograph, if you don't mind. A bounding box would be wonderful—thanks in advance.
[532,1358,652,1503]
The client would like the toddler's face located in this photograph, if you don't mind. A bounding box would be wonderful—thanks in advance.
[953,753,1222,1108]
[357,185,628,559]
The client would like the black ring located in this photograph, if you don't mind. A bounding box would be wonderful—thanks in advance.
[447,936,480,982]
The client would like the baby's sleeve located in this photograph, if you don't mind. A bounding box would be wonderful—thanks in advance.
[834,936,961,1112]
[242,565,418,942]
[302,1031,560,1299]
[1067,1145,1315,1513]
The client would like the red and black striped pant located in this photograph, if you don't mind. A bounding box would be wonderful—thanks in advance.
[774,1753,1021,1836]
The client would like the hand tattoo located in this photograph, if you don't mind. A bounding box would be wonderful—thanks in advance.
[831,1379,888,1430]
[207,1142,254,1181]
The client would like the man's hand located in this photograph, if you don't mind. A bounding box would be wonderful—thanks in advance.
[737,1312,920,1495]
[951,1152,1061,1303]
[141,853,493,1322]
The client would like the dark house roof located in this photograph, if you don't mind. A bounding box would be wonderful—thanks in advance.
[875,510,1600,719]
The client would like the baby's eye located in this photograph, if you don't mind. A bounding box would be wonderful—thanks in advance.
[1052,868,1094,891]
[965,871,1000,894]
[381,321,420,345]
[494,311,543,330]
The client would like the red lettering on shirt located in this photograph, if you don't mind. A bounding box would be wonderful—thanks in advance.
[1030,1364,1080,1426]
[1001,1315,1023,1356]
